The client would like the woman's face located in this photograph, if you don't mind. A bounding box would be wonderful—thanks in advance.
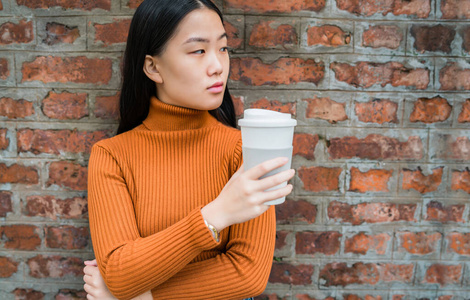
[147,8,230,111]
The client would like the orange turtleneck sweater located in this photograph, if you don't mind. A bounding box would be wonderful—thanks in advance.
[87,96,276,300]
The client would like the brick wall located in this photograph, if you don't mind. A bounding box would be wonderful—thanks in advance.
[0,0,469,299]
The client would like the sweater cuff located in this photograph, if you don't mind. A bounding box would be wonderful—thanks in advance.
[188,206,221,249]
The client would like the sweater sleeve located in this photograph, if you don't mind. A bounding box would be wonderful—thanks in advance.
[87,143,220,299]
[150,137,277,299]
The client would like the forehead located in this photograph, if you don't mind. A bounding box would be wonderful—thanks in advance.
[171,8,225,43]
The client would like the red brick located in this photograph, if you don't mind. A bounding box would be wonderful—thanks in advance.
[275,230,289,251]
[426,201,465,223]
[298,166,342,192]
[424,264,462,286]
[355,99,398,124]
[0,191,12,217]
[0,57,9,79]
[94,18,131,46]
[45,226,89,249]
[231,95,244,117]
[258,294,288,300]
[379,264,414,283]
[0,225,40,250]
[0,163,38,184]
[22,56,112,84]
[0,97,34,119]
[27,255,83,278]
[0,128,8,150]
[307,25,350,47]
[16,0,111,10]
[269,262,314,285]
[330,61,429,89]
[47,161,87,191]
[440,62,470,90]
[434,135,470,160]
[463,27,470,53]
[440,0,470,19]
[0,19,33,45]
[248,20,297,48]
[397,232,442,255]
[402,167,443,193]
[24,195,88,220]
[225,20,243,50]
[230,57,324,86]
[43,22,80,45]
[0,256,18,277]
[0,1,2,10]
[409,96,452,123]
[328,134,423,160]
[446,232,470,256]
[250,98,296,115]
[293,133,319,160]
[336,0,430,18]
[95,92,120,120]
[18,129,111,155]
[328,201,417,225]
[344,296,382,300]
[451,169,470,193]
[296,231,341,255]
[42,91,88,120]
[349,167,393,193]
[126,0,143,9]
[458,99,470,123]
[13,289,44,300]
[296,295,336,300]
[345,232,390,255]
[224,0,325,13]
[55,289,87,300]
[304,97,348,124]
[276,199,317,224]
[411,25,455,53]
[362,25,403,49]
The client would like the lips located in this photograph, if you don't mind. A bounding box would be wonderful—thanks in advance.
[208,81,223,89]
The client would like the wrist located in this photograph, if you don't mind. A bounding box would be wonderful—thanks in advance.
[201,201,229,232]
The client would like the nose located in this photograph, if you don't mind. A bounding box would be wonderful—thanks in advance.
[207,51,224,76]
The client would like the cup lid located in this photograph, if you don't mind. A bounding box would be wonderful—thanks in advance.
[238,109,297,127]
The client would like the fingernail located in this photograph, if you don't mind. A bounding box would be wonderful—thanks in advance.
[280,157,289,162]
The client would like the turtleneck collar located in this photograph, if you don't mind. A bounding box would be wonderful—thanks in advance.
[142,96,219,131]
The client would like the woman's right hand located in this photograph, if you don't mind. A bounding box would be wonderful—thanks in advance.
[201,157,295,231]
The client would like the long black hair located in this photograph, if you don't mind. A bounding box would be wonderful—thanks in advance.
[117,0,236,135]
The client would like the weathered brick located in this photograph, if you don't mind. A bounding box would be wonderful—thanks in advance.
[250,98,296,115]
[43,22,80,45]
[342,296,382,300]
[0,97,34,119]
[328,134,423,160]
[257,293,288,300]
[0,57,9,79]
[458,99,470,123]
[0,128,9,150]
[396,232,442,255]
[22,56,113,84]
[362,25,402,49]
[94,18,131,46]
[433,135,470,160]
[0,163,38,184]
[47,161,87,190]
[0,19,33,45]
[451,169,470,193]
[42,91,88,120]
[298,166,342,192]
[330,62,429,89]
[27,255,83,278]
[293,133,319,160]
[409,96,452,123]
[230,57,324,86]
[276,199,317,224]
[17,129,110,155]
[24,195,88,220]
[440,0,470,19]
[224,0,325,13]
[0,256,18,277]
[95,92,120,120]
[0,225,40,250]
[355,99,398,124]
[296,231,341,255]
[126,0,143,9]
[269,263,314,285]
[349,167,393,193]
[345,232,390,255]
[231,95,244,117]
[328,201,417,225]
[304,97,348,123]
[13,289,44,300]
[424,264,462,286]
[275,230,289,251]
[426,201,465,223]
[402,167,443,193]
[248,20,297,49]
[55,289,87,300]
[411,25,455,53]
[336,0,430,18]
[225,19,243,50]
[45,226,89,249]
[306,25,350,47]
[439,62,470,90]
[16,0,111,10]
[0,191,12,217]
[463,27,470,53]
[446,232,470,256]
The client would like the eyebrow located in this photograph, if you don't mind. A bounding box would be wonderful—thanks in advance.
[183,33,228,45]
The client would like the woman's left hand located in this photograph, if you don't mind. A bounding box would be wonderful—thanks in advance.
[83,259,117,300]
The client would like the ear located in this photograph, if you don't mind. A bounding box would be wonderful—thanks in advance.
[143,55,163,83]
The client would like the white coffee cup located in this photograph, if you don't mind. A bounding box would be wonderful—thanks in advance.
[238,109,297,205]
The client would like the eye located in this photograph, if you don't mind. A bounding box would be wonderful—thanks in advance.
[220,46,229,52]
[192,49,205,54]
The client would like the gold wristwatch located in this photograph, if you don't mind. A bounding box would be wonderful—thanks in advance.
[204,219,220,242]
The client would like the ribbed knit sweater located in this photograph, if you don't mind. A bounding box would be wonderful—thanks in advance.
[87,96,276,300]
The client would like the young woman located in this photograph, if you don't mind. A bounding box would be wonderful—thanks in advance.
[83,0,295,299]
